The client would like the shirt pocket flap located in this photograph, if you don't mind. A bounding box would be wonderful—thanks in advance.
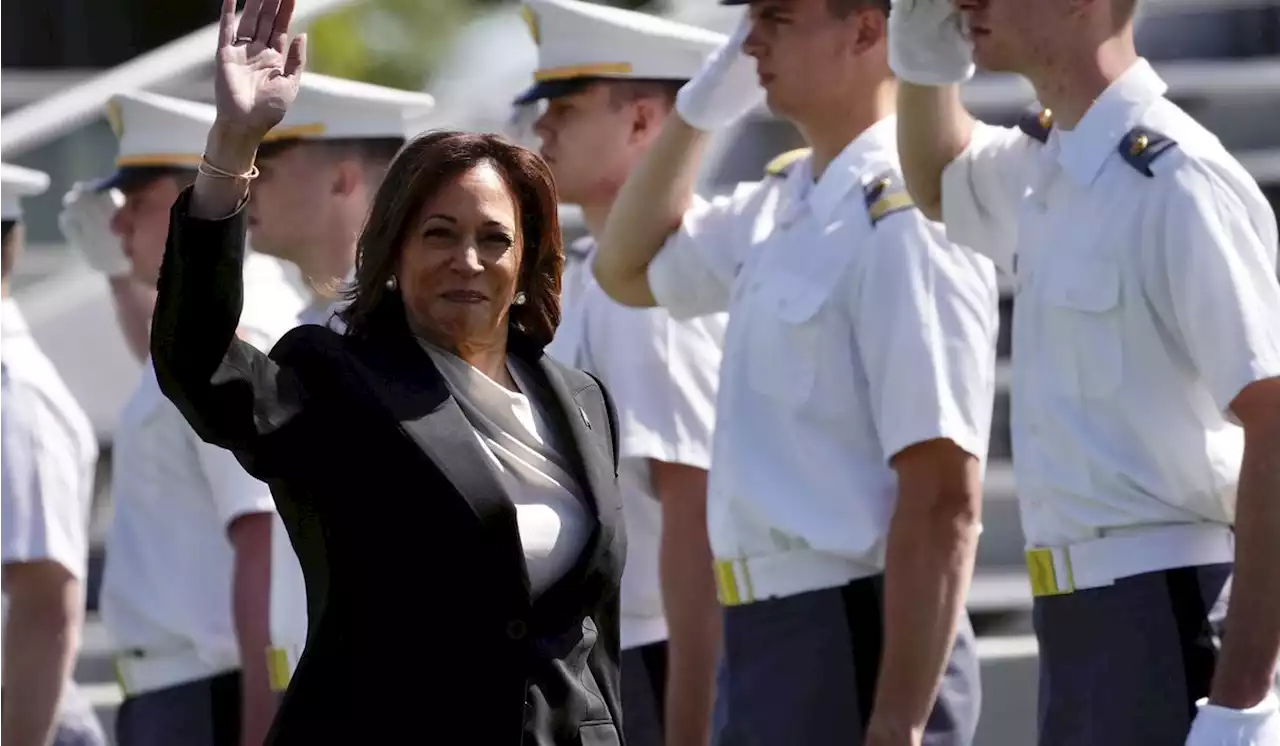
[1044,258,1120,314]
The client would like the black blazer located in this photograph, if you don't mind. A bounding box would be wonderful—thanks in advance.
[151,188,628,746]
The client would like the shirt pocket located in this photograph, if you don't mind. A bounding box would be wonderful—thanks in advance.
[745,279,825,407]
[1041,257,1123,399]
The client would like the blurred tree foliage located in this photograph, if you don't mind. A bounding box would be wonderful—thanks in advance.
[305,0,664,90]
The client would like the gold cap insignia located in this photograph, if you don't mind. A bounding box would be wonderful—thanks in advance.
[520,5,540,45]
[105,99,124,138]
[1129,133,1149,156]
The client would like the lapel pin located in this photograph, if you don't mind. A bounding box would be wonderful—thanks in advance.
[578,406,592,430]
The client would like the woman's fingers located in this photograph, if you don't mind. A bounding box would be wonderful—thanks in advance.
[269,0,297,54]
[283,33,307,80]
[254,0,283,47]
[236,0,265,41]
[217,0,237,50]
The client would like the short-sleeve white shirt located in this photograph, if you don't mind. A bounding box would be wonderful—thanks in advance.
[940,59,1280,547]
[101,252,305,668]
[1,297,101,728]
[2,296,99,622]
[267,264,351,678]
[645,116,1000,566]
[549,237,725,650]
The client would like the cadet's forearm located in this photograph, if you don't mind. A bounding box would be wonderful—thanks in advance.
[229,513,277,746]
[871,443,981,737]
[593,116,710,308]
[1211,425,1280,708]
[1,569,80,746]
[652,462,721,746]
[897,84,976,222]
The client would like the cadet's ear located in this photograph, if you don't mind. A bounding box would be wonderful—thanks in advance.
[629,96,667,144]
[331,157,364,198]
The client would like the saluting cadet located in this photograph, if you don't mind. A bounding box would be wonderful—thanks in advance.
[514,1,727,744]
[96,91,303,746]
[889,1,1280,744]
[592,0,999,743]
[1,163,108,746]
[247,74,436,694]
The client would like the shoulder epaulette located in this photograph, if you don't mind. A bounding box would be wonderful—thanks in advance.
[1117,126,1178,177]
[1017,108,1053,144]
[863,171,916,227]
[764,148,811,178]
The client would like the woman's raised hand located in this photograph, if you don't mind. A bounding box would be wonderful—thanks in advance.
[193,0,305,219]
[213,0,306,142]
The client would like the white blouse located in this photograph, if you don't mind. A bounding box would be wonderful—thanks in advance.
[420,342,592,598]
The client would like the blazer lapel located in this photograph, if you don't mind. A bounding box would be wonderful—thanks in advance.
[520,352,624,616]
[356,327,532,599]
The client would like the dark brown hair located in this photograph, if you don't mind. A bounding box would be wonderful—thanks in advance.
[338,130,564,347]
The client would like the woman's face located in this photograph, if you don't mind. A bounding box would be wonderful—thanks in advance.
[396,162,523,352]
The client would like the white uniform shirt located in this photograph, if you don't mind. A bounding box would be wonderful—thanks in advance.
[646,117,1000,567]
[268,266,352,683]
[940,59,1280,548]
[101,253,304,672]
[2,299,98,698]
[549,236,725,650]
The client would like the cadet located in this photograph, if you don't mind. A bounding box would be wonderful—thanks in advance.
[592,1,999,743]
[94,91,302,746]
[515,1,727,743]
[2,163,108,746]
[890,1,1280,744]
[246,73,436,693]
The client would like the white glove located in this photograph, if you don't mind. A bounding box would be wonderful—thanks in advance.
[58,182,130,278]
[888,0,976,86]
[1186,692,1280,746]
[675,15,766,132]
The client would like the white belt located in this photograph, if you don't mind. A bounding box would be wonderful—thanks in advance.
[114,647,233,697]
[1026,523,1234,598]
[714,549,878,607]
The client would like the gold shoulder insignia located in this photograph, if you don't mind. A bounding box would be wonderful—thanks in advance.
[764,148,811,178]
[863,172,916,227]
[1117,127,1178,178]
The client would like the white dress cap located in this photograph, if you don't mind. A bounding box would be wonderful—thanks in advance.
[263,73,437,144]
[514,0,727,104]
[98,90,217,190]
[1,162,52,223]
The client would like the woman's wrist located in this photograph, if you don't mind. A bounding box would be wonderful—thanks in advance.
[205,120,264,173]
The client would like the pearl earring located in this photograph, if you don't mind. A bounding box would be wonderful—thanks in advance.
[513,291,527,306]
[385,275,397,291]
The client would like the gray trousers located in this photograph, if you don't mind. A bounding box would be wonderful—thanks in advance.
[621,640,668,746]
[712,576,981,746]
[1035,563,1232,746]
[115,671,241,746]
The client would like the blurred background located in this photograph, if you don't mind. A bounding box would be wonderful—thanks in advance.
[3,0,1278,742]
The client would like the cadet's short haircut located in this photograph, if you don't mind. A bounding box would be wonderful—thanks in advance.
[258,137,405,171]
[1,220,16,246]
[1112,0,1139,23]
[605,79,683,110]
[827,0,890,19]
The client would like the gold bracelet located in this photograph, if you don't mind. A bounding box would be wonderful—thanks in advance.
[199,155,260,181]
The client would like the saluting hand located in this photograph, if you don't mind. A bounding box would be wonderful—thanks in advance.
[213,0,306,142]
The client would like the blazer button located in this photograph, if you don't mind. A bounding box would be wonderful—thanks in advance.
[506,620,528,640]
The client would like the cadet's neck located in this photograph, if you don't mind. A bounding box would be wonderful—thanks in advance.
[581,200,614,244]
[800,77,897,180]
[1029,35,1139,131]
[1,279,8,298]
